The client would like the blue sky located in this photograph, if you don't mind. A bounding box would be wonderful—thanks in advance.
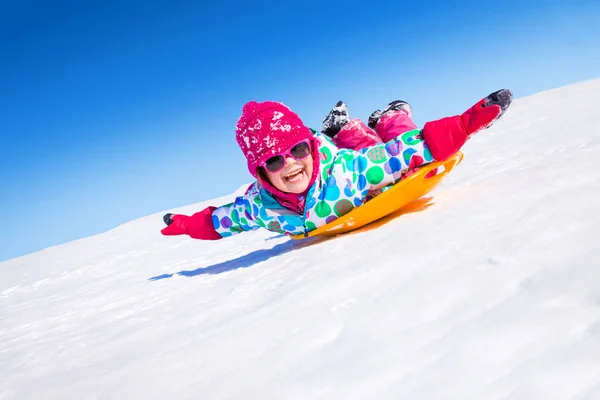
[1,0,599,262]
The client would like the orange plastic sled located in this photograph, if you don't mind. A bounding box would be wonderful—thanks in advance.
[291,151,464,239]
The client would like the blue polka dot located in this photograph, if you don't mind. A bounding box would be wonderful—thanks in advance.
[346,158,355,172]
[289,217,303,226]
[326,175,337,187]
[355,156,368,173]
[358,175,367,191]
[403,148,417,165]
[424,147,433,162]
[259,208,273,221]
[385,140,402,156]
[325,176,341,201]
[326,215,338,224]
[221,217,233,229]
[325,186,341,201]
[344,180,355,197]
[212,215,220,229]
[253,204,259,217]
[283,224,297,231]
[354,197,363,206]
[384,162,392,174]
[389,157,401,173]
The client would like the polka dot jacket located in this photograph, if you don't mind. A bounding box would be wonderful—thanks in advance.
[211,130,434,238]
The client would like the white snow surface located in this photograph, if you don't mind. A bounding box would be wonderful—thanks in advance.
[2,79,600,400]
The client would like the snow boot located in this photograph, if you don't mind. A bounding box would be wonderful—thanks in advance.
[368,100,412,129]
[321,101,350,138]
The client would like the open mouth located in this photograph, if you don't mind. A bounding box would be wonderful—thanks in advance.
[284,168,305,182]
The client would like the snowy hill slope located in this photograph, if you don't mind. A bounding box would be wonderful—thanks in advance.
[2,79,600,399]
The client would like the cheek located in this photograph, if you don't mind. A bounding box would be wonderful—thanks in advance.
[266,170,285,186]
[304,156,314,174]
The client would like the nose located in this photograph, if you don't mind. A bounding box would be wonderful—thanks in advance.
[284,155,297,166]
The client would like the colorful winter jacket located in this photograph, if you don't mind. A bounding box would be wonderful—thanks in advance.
[211,130,434,238]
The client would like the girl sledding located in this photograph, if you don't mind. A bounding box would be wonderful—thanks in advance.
[161,90,513,240]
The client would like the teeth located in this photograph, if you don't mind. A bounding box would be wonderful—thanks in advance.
[285,169,303,179]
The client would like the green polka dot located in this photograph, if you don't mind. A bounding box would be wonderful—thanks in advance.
[231,209,240,224]
[267,221,284,233]
[334,199,354,217]
[400,129,422,146]
[366,166,384,185]
[342,152,355,163]
[320,147,332,163]
[367,147,386,164]
[240,217,248,225]
[315,201,332,218]
[424,147,433,162]
[305,221,317,231]
[254,196,262,206]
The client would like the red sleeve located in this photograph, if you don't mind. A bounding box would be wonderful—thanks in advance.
[187,206,222,240]
[421,116,468,161]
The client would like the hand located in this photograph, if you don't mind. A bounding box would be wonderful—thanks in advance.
[161,213,191,236]
[462,89,513,136]
[160,207,222,240]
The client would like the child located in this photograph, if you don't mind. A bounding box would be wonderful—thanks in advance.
[161,89,512,239]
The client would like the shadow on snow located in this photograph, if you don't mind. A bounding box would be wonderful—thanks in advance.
[148,236,329,280]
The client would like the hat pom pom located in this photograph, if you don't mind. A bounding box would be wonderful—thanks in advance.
[242,100,260,116]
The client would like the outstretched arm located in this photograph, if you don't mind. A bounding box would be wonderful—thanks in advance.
[161,193,263,240]
[422,89,512,160]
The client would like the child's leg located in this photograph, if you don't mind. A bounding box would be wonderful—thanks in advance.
[374,110,419,143]
[333,119,382,150]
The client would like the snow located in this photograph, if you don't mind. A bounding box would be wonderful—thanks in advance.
[2,79,600,399]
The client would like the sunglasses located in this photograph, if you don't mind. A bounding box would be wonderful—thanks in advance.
[261,140,312,173]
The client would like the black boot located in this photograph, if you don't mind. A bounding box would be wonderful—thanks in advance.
[321,101,350,138]
[368,100,412,129]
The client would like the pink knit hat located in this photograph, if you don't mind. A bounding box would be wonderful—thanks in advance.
[236,101,314,177]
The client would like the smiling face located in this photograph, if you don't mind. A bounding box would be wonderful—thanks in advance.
[262,153,314,194]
